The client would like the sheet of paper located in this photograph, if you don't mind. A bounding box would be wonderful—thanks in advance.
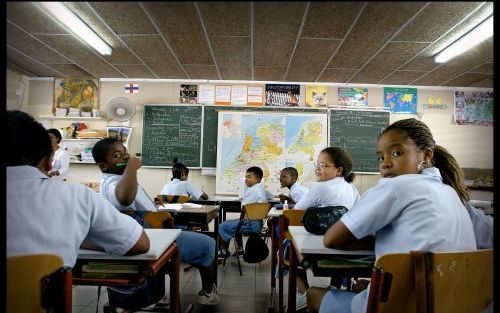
[161,203,183,211]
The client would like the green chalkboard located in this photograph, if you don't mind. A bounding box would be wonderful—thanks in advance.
[329,109,390,173]
[202,105,327,167]
[141,105,202,167]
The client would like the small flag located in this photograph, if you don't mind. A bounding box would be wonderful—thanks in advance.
[125,83,139,94]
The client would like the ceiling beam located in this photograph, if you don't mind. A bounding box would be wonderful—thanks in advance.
[283,2,310,80]
[194,2,222,80]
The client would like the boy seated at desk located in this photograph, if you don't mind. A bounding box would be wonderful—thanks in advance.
[159,157,209,200]
[7,110,150,268]
[276,166,309,209]
[92,138,220,306]
[218,166,273,259]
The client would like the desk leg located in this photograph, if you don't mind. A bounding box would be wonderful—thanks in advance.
[278,217,285,313]
[287,242,297,313]
[269,217,277,311]
[170,244,180,313]
[214,210,219,286]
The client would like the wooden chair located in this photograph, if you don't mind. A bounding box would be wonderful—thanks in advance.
[228,202,272,275]
[155,195,191,205]
[366,249,493,313]
[143,211,174,229]
[7,254,72,313]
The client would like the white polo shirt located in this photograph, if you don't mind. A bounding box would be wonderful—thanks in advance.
[295,176,360,210]
[7,166,143,267]
[288,182,309,204]
[241,182,271,206]
[160,178,204,200]
[100,173,157,212]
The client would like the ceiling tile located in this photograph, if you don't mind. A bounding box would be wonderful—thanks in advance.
[350,42,428,83]
[184,65,220,80]
[140,2,214,65]
[34,35,125,78]
[301,2,364,39]
[441,73,493,87]
[328,2,427,69]
[400,56,437,71]
[468,77,493,88]
[7,22,68,64]
[7,47,63,77]
[6,2,68,34]
[254,67,287,81]
[286,39,340,82]
[212,37,250,68]
[198,2,250,36]
[379,70,427,85]
[7,61,38,76]
[90,2,156,34]
[317,68,358,83]
[470,62,493,74]
[394,2,481,42]
[120,35,187,79]
[412,38,493,86]
[219,66,251,80]
[253,2,307,66]
[46,64,94,77]
[113,65,156,78]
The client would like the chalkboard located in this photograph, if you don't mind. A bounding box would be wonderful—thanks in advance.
[202,105,327,167]
[141,105,202,167]
[329,109,390,173]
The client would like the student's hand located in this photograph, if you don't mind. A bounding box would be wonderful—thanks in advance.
[279,194,289,203]
[125,157,142,172]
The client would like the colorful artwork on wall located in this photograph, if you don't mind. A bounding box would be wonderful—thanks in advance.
[54,78,99,114]
[454,90,493,126]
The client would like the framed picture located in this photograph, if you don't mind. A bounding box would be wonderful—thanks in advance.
[107,126,133,148]
[53,78,99,115]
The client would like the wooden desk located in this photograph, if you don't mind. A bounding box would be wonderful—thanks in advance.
[73,229,182,313]
[191,196,242,223]
[267,207,283,312]
[158,204,220,284]
[287,226,374,313]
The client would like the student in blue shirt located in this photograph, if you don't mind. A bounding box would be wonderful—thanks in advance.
[92,138,220,308]
[218,166,272,259]
[160,157,208,200]
[311,118,476,313]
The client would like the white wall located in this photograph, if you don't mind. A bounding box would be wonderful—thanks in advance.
[12,76,493,199]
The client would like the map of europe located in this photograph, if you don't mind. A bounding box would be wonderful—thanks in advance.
[216,112,328,195]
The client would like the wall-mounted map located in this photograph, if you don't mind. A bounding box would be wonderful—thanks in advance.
[384,87,417,113]
[216,111,328,195]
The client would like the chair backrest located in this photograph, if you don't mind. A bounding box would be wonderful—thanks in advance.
[283,209,305,240]
[7,254,72,313]
[366,252,422,313]
[426,249,493,313]
[143,211,174,228]
[242,202,272,220]
[156,194,191,204]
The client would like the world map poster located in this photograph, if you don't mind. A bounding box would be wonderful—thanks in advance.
[384,87,417,113]
[216,111,328,195]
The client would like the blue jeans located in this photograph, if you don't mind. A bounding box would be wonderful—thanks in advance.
[218,219,263,242]
[319,288,357,313]
[176,230,215,268]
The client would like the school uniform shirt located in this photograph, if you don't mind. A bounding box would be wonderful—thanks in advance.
[160,178,204,200]
[241,182,271,206]
[100,173,158,212]
[7,166,143,267]
[341,167,476,313]
[294,177,360,210]
[288,182,309,203]
[50,148,70,180]
[466,202,493,249]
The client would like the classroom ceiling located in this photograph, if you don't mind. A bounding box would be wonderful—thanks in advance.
[6,2,494,88]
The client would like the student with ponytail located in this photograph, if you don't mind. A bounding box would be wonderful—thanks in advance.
[310,118,476,313]
[160,157,209,200]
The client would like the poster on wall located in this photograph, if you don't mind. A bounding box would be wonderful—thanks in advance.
[53,78,99,115]
[305,85,327,107]
[231,85,247,105]
[454,90,493,126]
[198,84,215,104]
[265,84,300,107]
[180,84,198,104]
[215,85,231,105]
[247,86,264,106]
[107,126,133,148]
[337,87,368,107]
[384,87,417,113]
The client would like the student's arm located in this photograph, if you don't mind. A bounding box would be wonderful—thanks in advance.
[323,220,374,250]
[115,157,142,206]
[200,192,209,200]
[125,230,150,255]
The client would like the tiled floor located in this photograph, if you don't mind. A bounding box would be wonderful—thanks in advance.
[72,238,332,313]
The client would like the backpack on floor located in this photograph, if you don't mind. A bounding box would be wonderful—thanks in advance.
[106,274,165,311]
[243,232,269,263]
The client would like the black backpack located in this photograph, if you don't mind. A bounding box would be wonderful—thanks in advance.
[302,206,348,235]
[243,233,269,263]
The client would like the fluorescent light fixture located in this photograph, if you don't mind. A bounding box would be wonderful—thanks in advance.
[39,2,112,56]
[435,15,493,63]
